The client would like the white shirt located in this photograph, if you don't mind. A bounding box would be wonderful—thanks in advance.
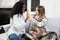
[8,13,26,36]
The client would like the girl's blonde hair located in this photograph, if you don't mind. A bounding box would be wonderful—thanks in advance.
[36,6,45,17]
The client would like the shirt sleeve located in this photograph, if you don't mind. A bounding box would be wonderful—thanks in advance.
[35,18,48,27]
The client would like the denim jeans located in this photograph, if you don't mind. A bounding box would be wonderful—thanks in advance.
[9,34,22,40]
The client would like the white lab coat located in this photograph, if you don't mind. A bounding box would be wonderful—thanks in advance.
[8,13,27,36]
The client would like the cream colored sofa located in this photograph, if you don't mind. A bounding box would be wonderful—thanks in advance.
[0,24,10,40]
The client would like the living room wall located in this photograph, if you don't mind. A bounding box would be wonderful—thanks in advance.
[40,0,60,36]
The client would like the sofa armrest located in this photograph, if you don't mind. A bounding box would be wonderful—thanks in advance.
[0,32,8,40]
[2,24,10,32]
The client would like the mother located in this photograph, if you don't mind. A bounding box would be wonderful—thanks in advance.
[8,1,29,40]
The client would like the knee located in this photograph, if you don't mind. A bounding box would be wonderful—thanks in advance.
[18,34,22,40]
[9,34,18,39]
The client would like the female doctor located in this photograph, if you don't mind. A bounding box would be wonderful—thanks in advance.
[8,1,30,40]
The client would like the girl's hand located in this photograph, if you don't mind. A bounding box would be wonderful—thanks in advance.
[30,26,40,36]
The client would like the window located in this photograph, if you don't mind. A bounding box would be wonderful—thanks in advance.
[31,0,40,11]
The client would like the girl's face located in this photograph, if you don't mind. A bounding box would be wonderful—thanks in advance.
[35,7,39,15]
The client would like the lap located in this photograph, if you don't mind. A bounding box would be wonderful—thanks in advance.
[9,33,22,40]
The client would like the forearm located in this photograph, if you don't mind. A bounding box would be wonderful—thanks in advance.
[25,9,31,22]
[35,18,47,27]
[25,17,28,22]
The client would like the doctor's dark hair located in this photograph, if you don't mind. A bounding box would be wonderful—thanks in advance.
[10,1,24,18]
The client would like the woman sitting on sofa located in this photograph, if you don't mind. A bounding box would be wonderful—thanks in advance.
[8,1,30,40]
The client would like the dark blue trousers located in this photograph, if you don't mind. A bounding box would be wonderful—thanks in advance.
[9,34,22,40]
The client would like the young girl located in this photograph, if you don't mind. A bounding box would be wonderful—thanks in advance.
[28,6,48,40]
